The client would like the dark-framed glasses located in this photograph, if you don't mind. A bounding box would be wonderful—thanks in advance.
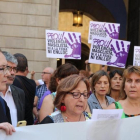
[0,65,10,75]
[68,92,89,99]
[42,72,51,75]
[8,66,17,72]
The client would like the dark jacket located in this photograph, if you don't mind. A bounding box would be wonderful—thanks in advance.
[10,85,25,122]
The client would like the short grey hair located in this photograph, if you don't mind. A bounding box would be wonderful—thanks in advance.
[2,51,18,65]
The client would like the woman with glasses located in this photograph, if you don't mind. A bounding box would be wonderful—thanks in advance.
[87,70,115,113]
[109,70,123,101]
[40,75,91,123]
[39,63,79,122]
[107,66,140,118]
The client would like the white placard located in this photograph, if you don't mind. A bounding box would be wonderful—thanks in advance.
[88,21,120,43]
[91,109,123,121]
[88,37,131,68]
[46,30,81,59]
[133,46,140,66]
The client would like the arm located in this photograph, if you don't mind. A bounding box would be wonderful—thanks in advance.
[0,122,15,135]
[39,95,54,122]
[33,96,39,119]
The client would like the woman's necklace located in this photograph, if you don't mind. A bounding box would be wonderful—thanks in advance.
[63,113,82,122]
[94,94,109,109]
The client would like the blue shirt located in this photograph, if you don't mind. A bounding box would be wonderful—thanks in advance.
[36,84,48,106]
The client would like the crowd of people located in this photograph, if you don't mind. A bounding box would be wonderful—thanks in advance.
[0,49,140,136]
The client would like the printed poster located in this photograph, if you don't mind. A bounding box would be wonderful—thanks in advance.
[133,46,140,66]
[88,21,120,43]
[88,37,130,68]
[46,30,81,59]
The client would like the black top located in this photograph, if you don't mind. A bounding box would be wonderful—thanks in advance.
[0,97,11,124]
[13,75,36,125]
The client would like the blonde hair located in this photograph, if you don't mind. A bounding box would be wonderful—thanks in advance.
[121,66,140,99]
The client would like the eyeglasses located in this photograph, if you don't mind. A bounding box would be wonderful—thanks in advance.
[67,92,89,99]
[0,65,10,75]
[8,66,17,73]
[42,72,51,75]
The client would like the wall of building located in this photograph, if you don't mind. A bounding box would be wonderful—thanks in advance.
[0,0,59,79]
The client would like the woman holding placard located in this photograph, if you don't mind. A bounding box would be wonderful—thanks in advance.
[40,75,91,123]
[107,66,140,118]
[87,70,115,113]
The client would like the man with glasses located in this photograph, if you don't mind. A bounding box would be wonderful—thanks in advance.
[36,67,54,106]
[0,50,15,135]
[1,51,25,127]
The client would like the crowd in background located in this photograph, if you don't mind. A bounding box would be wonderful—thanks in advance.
[0,49,140,135]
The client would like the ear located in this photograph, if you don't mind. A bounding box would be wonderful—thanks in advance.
[56,78,61,85]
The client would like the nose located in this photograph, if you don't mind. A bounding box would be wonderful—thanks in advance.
[101,83,105,87]
[79,94,85,101]
[5,70,10,77]
[131,81,136,87]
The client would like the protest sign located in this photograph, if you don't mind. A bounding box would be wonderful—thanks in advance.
[88,37,130,68]
[91,109,123,121]
[133,46,140,66]
[88,21,120,43]
[46,30,81,59]
[1,116,140,140]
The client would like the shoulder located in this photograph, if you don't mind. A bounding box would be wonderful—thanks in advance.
[43,94,53,103]
[10,85,24,93]
[106,103,116,109]
[50,111,64,123]
[106,96,115,103]
[88,93,95,102]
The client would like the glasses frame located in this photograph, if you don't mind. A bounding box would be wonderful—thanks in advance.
[8,66,17,73]
[0,65,10,75]
[67,92,89,99]
[42,72,51,75]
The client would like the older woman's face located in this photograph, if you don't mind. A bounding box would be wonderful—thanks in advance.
[63,81,88,115]
[111,73,122,91]
[94,75,109,95]
[124,73,140,99]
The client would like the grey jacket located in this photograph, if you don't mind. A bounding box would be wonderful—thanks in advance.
[88,93,115,113]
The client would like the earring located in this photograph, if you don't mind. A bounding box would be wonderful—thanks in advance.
[60,103,66,112]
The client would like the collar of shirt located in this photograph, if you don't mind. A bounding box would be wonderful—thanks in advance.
[0,86,11,98]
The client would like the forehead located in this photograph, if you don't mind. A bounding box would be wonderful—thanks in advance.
[126,73,140,79]
[113,73,122,77]
[7,61,17,67]
[0,52,7,66]
[98,75,109,81]
[43,68,50,72]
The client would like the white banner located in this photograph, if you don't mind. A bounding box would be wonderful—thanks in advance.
[1,116,140,140]
[133,46,140,66]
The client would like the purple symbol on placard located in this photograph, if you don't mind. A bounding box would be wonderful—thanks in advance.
[107,41,130,67]
[105,24,120,39]
[64,33,81,59]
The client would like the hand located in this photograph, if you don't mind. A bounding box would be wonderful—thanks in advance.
[0,122,15,135]
[31,71,35,76]
[105,24,120,39]
[85,60,89,64]
[64,33,81,59]
[107,41,130,67]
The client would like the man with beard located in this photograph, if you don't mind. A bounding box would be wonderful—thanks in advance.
[1,51,25,127]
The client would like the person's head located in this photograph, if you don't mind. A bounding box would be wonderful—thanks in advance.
[121,66,140,99]
[13,53,28,76]
[54,75,90,115]
[79,70,89,78]
[109,70,123,91]
[91,70,110,95]
[0,50,10,91]
[41,67,54,84]
[2,51,18,86]
[49,63,79,92]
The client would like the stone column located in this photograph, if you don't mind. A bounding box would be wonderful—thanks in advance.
[0,0,59,79]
